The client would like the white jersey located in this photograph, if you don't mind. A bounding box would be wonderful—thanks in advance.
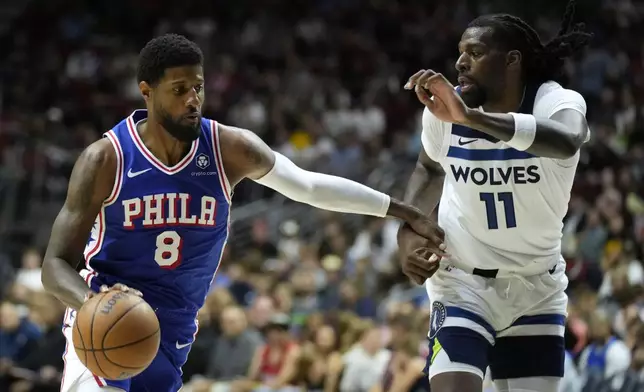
[421,81,588,271]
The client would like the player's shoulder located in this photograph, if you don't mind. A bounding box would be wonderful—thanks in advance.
[80,137,117,168]
[533,81,586,116]
[70,137,118,197]
[215,122,258,147]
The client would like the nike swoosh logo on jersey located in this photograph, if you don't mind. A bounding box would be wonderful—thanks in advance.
[176,341,191,350]
[127,168,152,178]
[458,138,477,146]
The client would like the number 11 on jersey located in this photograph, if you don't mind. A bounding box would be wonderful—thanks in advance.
[479,192,517,229]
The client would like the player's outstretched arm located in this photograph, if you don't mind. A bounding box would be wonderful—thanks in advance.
[218,124,447,256]
[408,70,589,159]
[41,139,116,310]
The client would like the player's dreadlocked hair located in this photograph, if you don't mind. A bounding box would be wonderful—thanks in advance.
[468,0,592,84]
[137,34,203,86]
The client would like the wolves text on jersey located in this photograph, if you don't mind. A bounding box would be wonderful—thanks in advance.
[450,164,540,186]
[122,193,217,229]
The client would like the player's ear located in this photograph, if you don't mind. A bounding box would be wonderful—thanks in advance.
[506,50,521,70]
[139,81,152,103]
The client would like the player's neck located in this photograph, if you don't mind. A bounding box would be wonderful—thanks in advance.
[137,120,191,166]
[482,84,525,113]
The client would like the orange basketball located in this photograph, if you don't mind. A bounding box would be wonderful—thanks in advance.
[72,290,160,380]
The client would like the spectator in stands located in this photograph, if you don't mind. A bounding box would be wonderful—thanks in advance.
[13,248,43,293]
[233,313,299,392]
[579,311,632,389]
[189,306,262,392]
[374,314,427,392]
[246,295,276,332]
[297,324,343,391]
[337,280,377,319]
[339,325,390,392]
[0,301,41,364]
[4,292,65,392]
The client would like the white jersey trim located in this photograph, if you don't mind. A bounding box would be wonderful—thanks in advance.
[83,208,106,278]
[83,131,124,281]
[103,130,124,206]
[209,120,232,204]
[125,111,200,175]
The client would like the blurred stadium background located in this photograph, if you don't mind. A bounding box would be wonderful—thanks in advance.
[1,0,644,391]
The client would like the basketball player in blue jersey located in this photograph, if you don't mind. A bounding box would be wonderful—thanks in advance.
[397,1,593,392]
[41,34,447,392]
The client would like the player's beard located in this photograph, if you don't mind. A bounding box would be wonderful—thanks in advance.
[156,105,201,142]
[460,86,487,108]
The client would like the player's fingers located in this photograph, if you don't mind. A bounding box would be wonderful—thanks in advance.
[415,245,449,259]
[404,70,426,89]
[427,75,456,97]
[112,284,143,297]
[416,69,436,86]
[100,285,109,293]
[415,70,437,93]
[428,253,441,263]
[404,259,438,281]
[414,85,434,108]
[112,283,130,292]
[407,253,439,273]
[423,72,448,90]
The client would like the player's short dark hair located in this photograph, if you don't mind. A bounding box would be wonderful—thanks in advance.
[469,0,592,84]
[136,34,203,86]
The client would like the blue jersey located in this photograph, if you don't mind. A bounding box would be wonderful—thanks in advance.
[68,110,231,392]
[81,109,231,318]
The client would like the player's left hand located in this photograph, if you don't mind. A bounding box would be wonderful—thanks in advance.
[405,69,472,124]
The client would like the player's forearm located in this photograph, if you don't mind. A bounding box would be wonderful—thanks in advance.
[254,152,391,217]
[402,158,445,214]
[463,110,579,159]
[41,257,91,310]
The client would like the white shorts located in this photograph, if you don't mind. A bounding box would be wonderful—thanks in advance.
[59,307,187,392]
[60,308,125,392]
[423,259,568,385]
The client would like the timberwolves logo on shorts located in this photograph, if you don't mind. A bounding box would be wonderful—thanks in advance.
[429,301,446,339]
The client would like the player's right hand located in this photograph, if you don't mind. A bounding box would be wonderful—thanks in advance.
[86,284,143,301]
[397,222,444,285]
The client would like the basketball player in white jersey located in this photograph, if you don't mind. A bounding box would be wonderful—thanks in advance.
[396,1,593,392]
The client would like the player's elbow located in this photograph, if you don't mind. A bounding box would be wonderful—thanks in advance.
[41,258,57,293]
[556,136,582,159]
[41,256,64,295]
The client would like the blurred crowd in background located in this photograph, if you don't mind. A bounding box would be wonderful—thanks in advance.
[2,0,644,391]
